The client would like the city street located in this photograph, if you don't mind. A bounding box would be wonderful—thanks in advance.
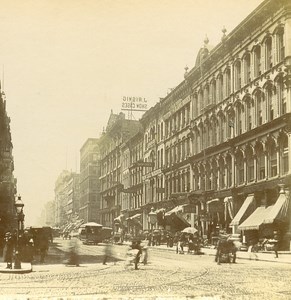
[0,238,290,299]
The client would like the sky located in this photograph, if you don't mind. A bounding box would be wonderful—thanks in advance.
[0,0,264,226]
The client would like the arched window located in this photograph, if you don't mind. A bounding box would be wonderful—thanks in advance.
[181,138,186,160]
[204,84,209,107]
[176,143,180,163]
[244,53,251,84]
[255,90,264,125]
[193,165,199,190]
[193,93,198,118]
[234,60,242,90]
[236,150,244,185]
[199,165,205,191]
[246,147,255,182]
[198,88,203,112]
[218,157,225,189]
[281,134,289,175]
[265,36,272,70]
[219,114,226,143]
[276,27,285,63]
[212,118,218,146]
[226,154,232,187]
[275,76,286,115]
[186,137,190,157]
[225,68,231,97]
[205,162,211,190]
[254,46,262,77]
[246,100,254,131]
[210,79,216,104]
[193,130,201,154]
[217,74,223,102]
[256,144,265,180]
[236,103,244,135]
[212,160,218,191]
[268,140,277,178]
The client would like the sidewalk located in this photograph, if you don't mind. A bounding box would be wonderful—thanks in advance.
[149,244,291,264]
[0,262,32,274]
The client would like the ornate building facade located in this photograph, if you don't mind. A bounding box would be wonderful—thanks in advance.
[0,88,17,239]
[106,0,291,249]
[52,0,291,250]
[99,111,141,227]
[54,170,79,228]
[79,138,101,223]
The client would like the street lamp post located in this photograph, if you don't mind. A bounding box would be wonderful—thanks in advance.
[148,207,157,246]
[14,195,25,269]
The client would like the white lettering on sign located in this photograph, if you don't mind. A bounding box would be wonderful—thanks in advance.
[123,96,147,103]
[121,96,148,111]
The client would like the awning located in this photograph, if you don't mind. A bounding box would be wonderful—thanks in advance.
[263,192,289,224]
[130,213,141,220]
[164,205,190,228]
[238,205,274,231]
[165,205,185,216]
[127,213,142,227]
[230,194,255,226]
[114,214,125,224]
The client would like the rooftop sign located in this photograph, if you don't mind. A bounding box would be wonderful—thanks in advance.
[121,96,148,111]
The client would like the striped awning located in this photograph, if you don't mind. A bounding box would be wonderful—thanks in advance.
[238,205,274,231]
[263,192,289,224]
[230,194,255,226]
[165,205,185,216]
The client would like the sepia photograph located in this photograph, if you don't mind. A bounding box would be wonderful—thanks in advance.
[0,0,290,299]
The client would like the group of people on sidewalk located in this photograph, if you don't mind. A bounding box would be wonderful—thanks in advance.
[1,229,51,268]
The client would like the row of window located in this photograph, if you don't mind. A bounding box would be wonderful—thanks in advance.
[193,28,284,116]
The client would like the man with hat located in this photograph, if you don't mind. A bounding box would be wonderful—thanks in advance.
[3,232,14,269]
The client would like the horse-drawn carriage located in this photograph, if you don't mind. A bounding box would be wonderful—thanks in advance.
[215,235,237,264]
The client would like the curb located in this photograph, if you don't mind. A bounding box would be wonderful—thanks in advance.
[0,263,32,274]
[148,246,291,264]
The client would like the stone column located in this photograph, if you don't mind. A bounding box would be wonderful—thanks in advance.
[264,151,268,179]
[231,152,235,187]
[254,155,257,182]
[276,147,280,176]
[243,157,247,184]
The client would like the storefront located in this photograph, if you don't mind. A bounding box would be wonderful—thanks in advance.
[238,185,290,250]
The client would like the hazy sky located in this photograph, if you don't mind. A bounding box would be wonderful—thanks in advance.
[0,0,264,226]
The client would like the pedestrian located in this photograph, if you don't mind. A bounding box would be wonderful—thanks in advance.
[131,240,142,270]
[38,234,49,263]
[273,231,279,258]
[103,242,113,265]
[3,232,14,269]
[248,240,258,260]
[66,238,79,266]
[177,233,186,254]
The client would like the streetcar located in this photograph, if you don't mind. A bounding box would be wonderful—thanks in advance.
[78,222,113,245]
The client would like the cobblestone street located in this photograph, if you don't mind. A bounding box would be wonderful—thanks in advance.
[0,240,291,299]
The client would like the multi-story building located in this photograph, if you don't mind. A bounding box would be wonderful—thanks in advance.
[54,170,79,228]
[64,173,80,221]
[184,0,291,248]
[106,0,291,250]
[79,138,101,223]
[99,111,141,228]
[42,201,55,227]
[118,130,144,235]
[0,88,17,238]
